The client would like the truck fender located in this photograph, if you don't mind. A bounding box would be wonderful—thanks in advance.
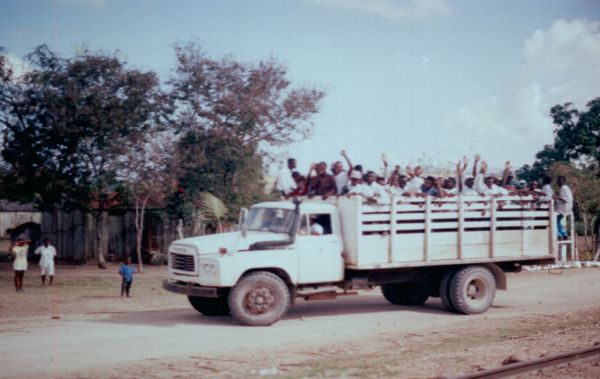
[482,263,507,290]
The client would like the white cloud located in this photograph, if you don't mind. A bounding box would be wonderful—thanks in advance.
[442,19,600,167]
[318,0,452,22]
[53,0,107,8]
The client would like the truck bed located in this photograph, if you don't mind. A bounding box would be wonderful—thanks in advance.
[334,195,557,269]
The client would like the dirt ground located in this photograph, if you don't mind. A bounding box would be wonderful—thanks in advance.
[1,262,599,378]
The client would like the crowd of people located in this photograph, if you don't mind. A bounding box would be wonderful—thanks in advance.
[277,152,573,238]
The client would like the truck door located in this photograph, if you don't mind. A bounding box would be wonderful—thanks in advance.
[295,213,344,284]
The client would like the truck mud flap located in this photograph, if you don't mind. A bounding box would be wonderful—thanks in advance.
[162,280,219,298]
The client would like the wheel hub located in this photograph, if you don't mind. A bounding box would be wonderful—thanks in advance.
[244,286,275,314]
[467,283,478,298]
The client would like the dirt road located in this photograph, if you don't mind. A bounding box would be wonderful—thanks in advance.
[1,263,599,378]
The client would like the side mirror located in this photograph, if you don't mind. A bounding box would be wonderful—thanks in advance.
[239,208,248,238]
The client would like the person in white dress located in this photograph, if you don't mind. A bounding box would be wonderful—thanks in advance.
[11,238,29,292]
[35,238,57,285]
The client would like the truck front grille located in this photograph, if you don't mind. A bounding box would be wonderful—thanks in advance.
[171,253,195,272]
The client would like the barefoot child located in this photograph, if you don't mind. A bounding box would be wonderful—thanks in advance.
[119,257,135,297]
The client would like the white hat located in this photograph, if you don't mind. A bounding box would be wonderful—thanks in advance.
[350,171,362,180]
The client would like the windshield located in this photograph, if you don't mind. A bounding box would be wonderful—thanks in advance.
[246,207,296,234]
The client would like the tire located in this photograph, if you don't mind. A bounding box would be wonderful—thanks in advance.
[439,270,457,312]
[381,282,429,306]
[449,265,496,315]
[188,296,231,316]
[228,272,290,326]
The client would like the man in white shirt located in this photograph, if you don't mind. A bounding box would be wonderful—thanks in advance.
[344,170,364,195]
[461,177,480,196]
[276,158,297,196]
[405,165,424,195]
[478,176,509,196]
[385,173,407,197]
[331,160,348,194]
[34,238,57,285]
[555,176,573,240]
[349,171,390,205]
[539,176,554,202]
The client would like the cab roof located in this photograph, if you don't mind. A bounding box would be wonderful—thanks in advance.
[251,200,337,213]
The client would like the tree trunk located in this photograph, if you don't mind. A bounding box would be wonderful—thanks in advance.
[594,221,600,262]
[582,213,592,252]
[134,196,149,273]
[177,218,184,239]
[591,215,598,255]
[95,209,106,269]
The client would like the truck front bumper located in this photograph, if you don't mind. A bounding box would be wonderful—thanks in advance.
[162,280,220,298]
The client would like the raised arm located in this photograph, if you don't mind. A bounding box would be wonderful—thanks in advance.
[381,153,389,180]
[456,159,464,193]
[406,165,415,180]
[306,162,316,178]
[340,150,353,173]
[472,154,480,178]
[501,160,511,186]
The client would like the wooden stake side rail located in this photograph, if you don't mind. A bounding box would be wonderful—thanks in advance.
[337,195,555,268]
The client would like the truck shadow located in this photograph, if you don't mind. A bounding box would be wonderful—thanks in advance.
[99,295,460,328]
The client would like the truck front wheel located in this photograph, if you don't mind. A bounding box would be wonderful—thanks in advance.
[188,296,230,316]
[228,272,290,326]
[381,282,429,306]
[449,265,496,315]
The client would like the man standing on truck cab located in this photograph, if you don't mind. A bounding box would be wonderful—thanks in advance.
[331,158,349,194]
[555,176,573,240]
[308,162,337,199]
[276,158,297,196]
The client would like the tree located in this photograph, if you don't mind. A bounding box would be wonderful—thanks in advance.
[115,130,179,272]
[198,192,228,233]
[167,41,325,224]
[0,45,165,268]
[519,98,600,181]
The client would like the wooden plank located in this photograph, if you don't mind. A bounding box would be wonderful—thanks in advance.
[495,210,550,218]
[424,196,431,262]
[549,199,557,258]
[489,197,496,258]
[362,213,392,222]
[457,196,464,259]
[393,213,426,221]
[361,204,392,213]
[389,197,398,263]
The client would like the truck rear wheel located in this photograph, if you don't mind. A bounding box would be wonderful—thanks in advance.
[449,265,496,315]
[381,282,429,306]
[188,296,230,316]
[439,270,457,312]
[228,272,290,326]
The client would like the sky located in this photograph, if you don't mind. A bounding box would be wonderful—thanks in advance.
[2,0,600,175]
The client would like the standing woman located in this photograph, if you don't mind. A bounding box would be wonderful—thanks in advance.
[11,238,29,292]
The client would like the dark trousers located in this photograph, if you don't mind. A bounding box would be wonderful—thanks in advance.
[121,279,132,296]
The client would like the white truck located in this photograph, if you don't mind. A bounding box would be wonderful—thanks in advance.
[163,195,557,326]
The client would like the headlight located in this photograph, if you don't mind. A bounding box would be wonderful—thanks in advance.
[201,263,217,275]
